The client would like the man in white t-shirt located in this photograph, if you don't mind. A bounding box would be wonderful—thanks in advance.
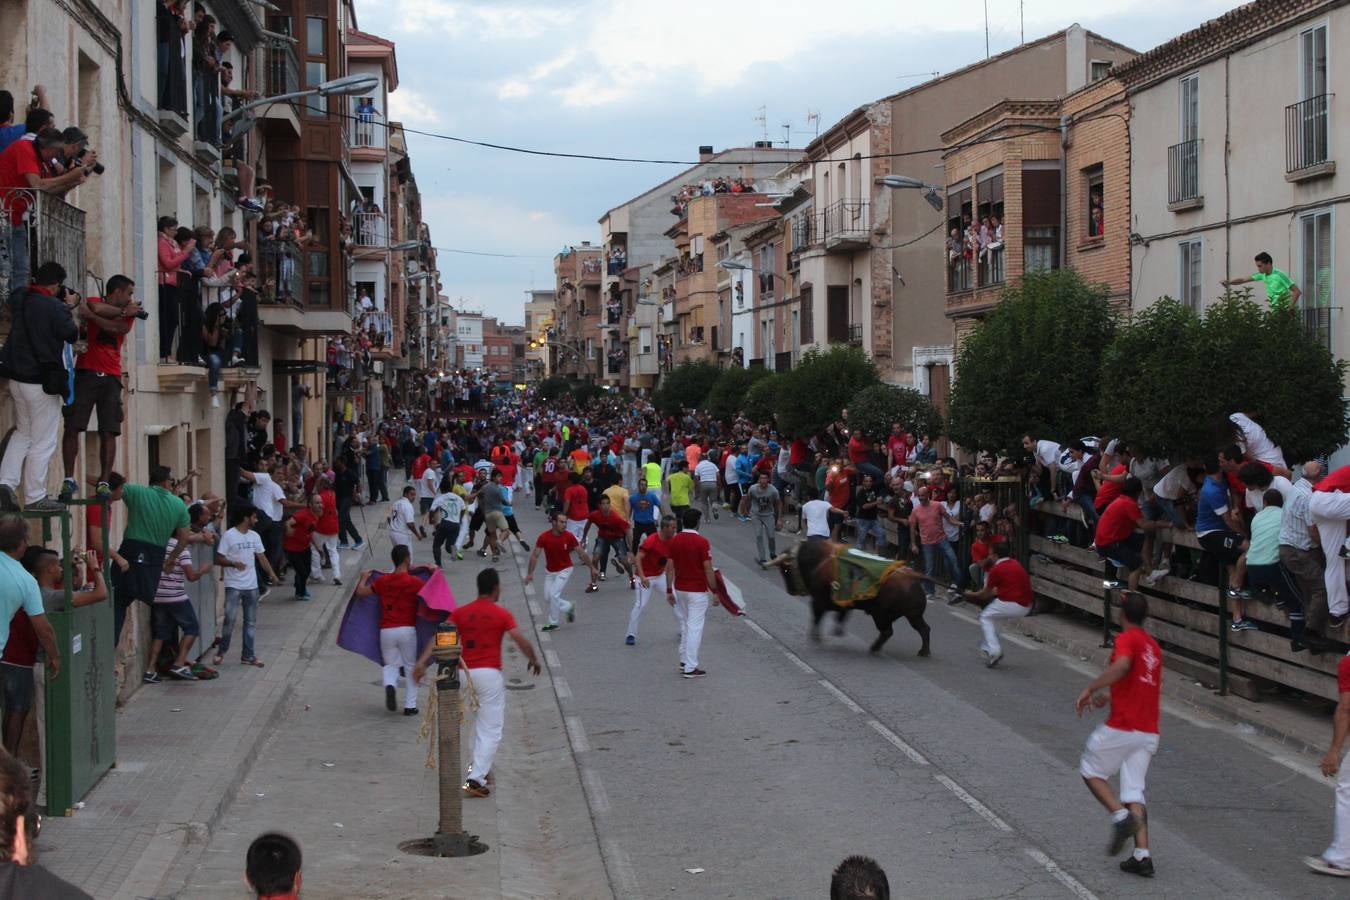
[240,463,289,593]
[418,459,440,518]
[1022,434,1062,497]
[213,505,276,667]
[694,456,721,519]
[389,485,424,553]
[801,491,846,539]
[1229,411,1288,473]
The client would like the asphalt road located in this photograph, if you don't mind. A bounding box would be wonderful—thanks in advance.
[514,499,1346,900]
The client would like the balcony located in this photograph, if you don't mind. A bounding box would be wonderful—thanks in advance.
[1297,304,1338,353]
[580,256,603,282]
[352,211,387,248]
[263,38,302,137]
[259,241,302,307]
[1286,94,1334,181]
[819,199,870,251]
[351,113,386,157]
[0,190,85,307]
[847,322,863,345]
[1167,139,1203,210]
[948,257,972,293]
[977,246,1005,288]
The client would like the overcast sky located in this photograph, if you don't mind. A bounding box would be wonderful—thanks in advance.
[353,0,1237,325]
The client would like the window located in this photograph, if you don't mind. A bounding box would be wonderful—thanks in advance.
[305,61,327,117]
[1301,209,1333,307]
[800,286,813,344]
[306,17,326,56]
[1301,23,1328,100]
[758,243,775,295]
[1024,227,1059,272]
[1179,74,1199,142]
[975,169,1004,286]
[308,282,330,308]
[1179,240,1202,312]
[1170,74,1201,205]
[946,179,973,291]
[1090,60,1112,82]
[1085,165,1104,237]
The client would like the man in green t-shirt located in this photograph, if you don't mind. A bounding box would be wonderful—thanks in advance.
[667,461,694,530]
[108,466,192,646]
[1222,250,1302,310]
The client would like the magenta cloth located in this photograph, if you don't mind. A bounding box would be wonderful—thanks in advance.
[336,566,458,666]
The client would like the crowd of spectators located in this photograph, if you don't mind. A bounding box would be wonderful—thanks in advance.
[670,177,757,215]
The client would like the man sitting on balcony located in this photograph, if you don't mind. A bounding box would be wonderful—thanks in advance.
[1221,251,1301,311]
[0,127,86,295]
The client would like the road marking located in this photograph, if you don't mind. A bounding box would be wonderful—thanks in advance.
[1270,753,1322,781]
[1024,848,1100,900]
[743,618,772,640]
[601,837,641,899]
[948,609,979,626]
[537,630,550,643]
[564,715,589,752]
[934,773,1012,832]
[544,649,561,669]
[581,767,609,813]
[554,677,572,699]
[818,679,864,714]
[867,720,930,766]
[781,649,815,674]
[528,600,542,618]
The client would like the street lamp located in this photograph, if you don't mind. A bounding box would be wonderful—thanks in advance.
[881,175,945,212]
[223,73,380,124]
[390,239,424,252]
[717,259,751,271]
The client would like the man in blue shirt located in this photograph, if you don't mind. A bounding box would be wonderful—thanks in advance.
[1194,455,1253,630]
[628,477,661,553]
[0,515,59,672]
[0,87,47,155]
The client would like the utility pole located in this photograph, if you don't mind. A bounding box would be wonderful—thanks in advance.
[984,0,990,58]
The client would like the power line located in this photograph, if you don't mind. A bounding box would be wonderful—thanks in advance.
[428,245,553,259]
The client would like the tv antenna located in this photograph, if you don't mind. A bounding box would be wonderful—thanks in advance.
[805,109,820,139]
[754,105,768,143]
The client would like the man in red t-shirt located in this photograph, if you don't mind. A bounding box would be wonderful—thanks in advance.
[1092,448,1131,513]
[413,567,540,798]
[354,545,426,715]
[0,127,84,291]
[562,473,590,541]
[1075,592,1162,877]
[526,510,598,629]
[665,508,716,678]
[59,275,142,500]
[1307,653,1350,875]
[310,483,342,585]
[282,495,322,600]
[960,540,1032,667]
[1094,478,1161,592]
[966,520,1006,591]
[582,496,633,587]
[626,514,677,645]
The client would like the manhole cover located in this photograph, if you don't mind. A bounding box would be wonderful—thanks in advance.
[399,837,490,857]
[505,683,535,691]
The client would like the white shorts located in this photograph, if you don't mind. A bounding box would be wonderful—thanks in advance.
[1078,724,1159,805]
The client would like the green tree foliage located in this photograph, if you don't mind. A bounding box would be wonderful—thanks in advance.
[947,269,1116,451]
[1100,292,1347,459]
[571,382,604,406]
[743,373,784,425]
[774,345,879,437]
[537,375,572,401]
[846,383,944,443]
[652,360,721,414]
[704,366,770,423]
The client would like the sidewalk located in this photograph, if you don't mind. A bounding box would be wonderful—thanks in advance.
[176,535,612,898]
[41,528,383,899]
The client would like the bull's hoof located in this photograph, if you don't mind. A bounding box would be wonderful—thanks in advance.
[917,648,931,657]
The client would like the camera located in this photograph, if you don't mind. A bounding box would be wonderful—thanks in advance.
[134,309,149,320]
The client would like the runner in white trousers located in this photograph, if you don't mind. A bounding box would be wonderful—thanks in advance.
[665,508,717,678]
[626,515,677,644]
[1309,486,1350,625]
[526,510,598,631]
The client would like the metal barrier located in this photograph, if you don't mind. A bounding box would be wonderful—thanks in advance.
[0,190,87,306]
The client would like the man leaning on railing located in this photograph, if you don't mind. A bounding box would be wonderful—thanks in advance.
[0,128,87,296]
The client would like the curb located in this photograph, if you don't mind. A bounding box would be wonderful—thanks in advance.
[1001,608,1330,758]
[113,570,357,900]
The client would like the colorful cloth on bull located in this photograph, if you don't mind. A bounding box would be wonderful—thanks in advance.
[831,548,906,608]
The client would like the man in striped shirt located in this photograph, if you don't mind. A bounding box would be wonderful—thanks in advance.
[143,536,211,683]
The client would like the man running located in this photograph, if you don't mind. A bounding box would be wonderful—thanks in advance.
[525,510,598,631]
[562,472,590,542]
[694,452,721,520]
[355,545,426,716]
[413,568,541,798]
[740,470,781,566]
[469,469,508,563]
[626,514,676,646]
[628,476,661,553]
[1076,592,1162,878]
[388,485,424,555]
[583,495,634,587]
[960,540,1032,668]
[666,508,716,679]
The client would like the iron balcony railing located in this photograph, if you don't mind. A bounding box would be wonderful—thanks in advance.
[1167,139,1201,204]
[259,240,302,306]
[949,257,972,293]
[266,37,299,98]
[1286,94,1331,173]
[818,199,869,244]
[847,322,863,344]
[0,189,86,304]
[791,216,816,251]
[978,246,1005,287]
[353,112,382,148]
[351,211,387,247]
[1297,304,1338,353]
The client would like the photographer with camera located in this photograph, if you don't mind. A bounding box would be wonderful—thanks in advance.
[0,127,86,296]
[52,127,102,179]
[0,261,81,512]
[59,274,143,501]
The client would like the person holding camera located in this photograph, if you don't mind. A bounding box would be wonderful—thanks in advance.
[0,261,80,512]
[0,128,86,296]
[59,274,142,501]
[156,215,195,363]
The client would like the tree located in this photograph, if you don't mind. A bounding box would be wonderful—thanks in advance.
[652,360,721,414]
[774,345,879,437]
[743,373,784,424]
[704,365,769,423]
[537,375,571,401]
[846,383,944,444]
[572,382,603,406]
[947,269,1117,451]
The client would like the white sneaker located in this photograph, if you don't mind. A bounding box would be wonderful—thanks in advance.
[210,393,221,408]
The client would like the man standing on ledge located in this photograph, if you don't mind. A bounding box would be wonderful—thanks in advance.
[413,567,541,798]
[1221,250,1301,310]
[1076,592,1162,878]
[666,508,717,679]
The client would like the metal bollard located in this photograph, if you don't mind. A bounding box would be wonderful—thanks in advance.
[1217,565,1230,697]
[428,621,486,856]
[1100,562,1117,648]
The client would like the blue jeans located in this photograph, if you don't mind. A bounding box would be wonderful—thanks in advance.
[206,351,222,390]
[921,539,963,595]
[220,588,259,660]
[4,224,29,297]
[854,517,885,551]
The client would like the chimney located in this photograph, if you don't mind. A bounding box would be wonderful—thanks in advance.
[698,145,714,162]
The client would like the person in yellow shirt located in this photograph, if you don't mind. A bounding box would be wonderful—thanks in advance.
[569,445,592,474]
[643,458,663,494]
[602,479,629,521]
[667,461,694,531]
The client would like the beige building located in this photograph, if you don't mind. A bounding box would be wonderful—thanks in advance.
[1120,0,1343,347]
[794,24,1136,400]
[523,289,556,379]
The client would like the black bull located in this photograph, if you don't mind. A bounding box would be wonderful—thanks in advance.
[779,539,932,656]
